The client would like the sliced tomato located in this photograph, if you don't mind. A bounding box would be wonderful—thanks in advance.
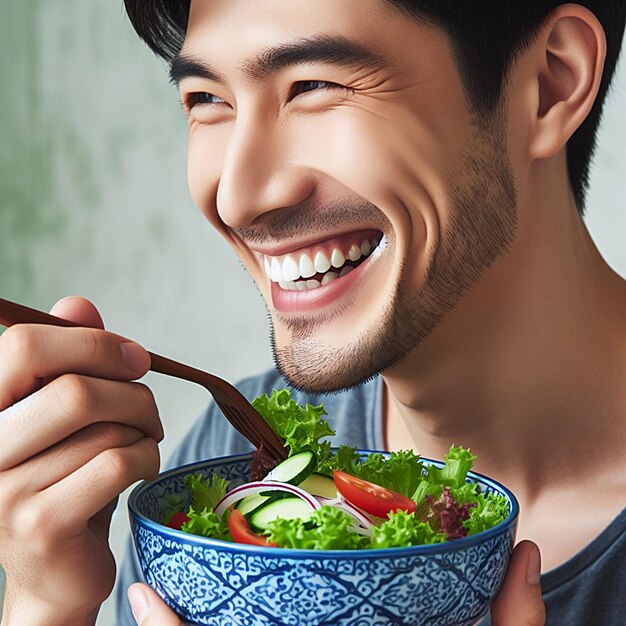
[228,509,277,547]
[166,512,190,530]
[333,470,416,518]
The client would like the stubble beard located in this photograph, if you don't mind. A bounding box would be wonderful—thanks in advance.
[270,111,518,394]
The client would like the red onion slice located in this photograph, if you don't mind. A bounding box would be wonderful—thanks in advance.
[214,480,322,517]
[317,496,375,531]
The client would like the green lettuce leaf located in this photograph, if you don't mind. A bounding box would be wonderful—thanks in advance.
[264,505,368,550]
[425,445,477,488]
[411,481,443,506]
[253,389,335,466]
[186,473,230,513]
[182,506,231,541]
[463,491,510,535]
[330,445,425,498]
[371,510,446,548]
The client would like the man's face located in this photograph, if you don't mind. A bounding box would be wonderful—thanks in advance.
[179,0,516,392]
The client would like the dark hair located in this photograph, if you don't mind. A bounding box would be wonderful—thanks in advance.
[124,1,625,213]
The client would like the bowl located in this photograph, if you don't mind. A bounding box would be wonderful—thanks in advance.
[128,450,518,626]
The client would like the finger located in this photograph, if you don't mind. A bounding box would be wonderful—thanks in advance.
[40,297,105,389]
[0,324,151,410]
[13,423,145,493]
[128,583,183,626]
[491,540,546,626]
[35,437,160,536]
[0,377,162,471]
[49,296,106,331]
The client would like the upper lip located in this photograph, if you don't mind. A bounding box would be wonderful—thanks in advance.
[244,228,380,257]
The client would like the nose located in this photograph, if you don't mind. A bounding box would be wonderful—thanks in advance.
[216,113,315,229]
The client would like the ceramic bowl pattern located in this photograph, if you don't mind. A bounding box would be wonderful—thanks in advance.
[129,452,518,626]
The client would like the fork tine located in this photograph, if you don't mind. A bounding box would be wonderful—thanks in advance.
[219,402,262,448]
[218,401,287,460]
[233,405,287,459]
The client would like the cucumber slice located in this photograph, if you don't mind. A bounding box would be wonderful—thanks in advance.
[263,450,317,485]
[248,497,315,532]
[299,473,338,499]
[236,493,270,516]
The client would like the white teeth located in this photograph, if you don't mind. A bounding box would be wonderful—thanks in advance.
[295,281,308,291]
[321,271,339,285]
[278,280,288,289]
[314,251,331,273]
[306,279,321,289]
[265,236,383,284]
[369,235,385,260]
[347,244,361,262]
[299,253,316,279]
[270,257,284,282]
[339,265,355,278]
[330,248,345,268]
[282,255,300,281]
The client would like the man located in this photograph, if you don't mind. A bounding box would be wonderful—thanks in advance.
[0,1,624,625]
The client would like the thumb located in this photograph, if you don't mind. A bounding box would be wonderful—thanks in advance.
[128,583,183,626]
[49,295,106,330]
[490,540,546,625]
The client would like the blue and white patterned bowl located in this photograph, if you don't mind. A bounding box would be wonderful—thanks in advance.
[128,451,518,626]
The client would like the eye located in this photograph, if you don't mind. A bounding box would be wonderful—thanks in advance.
[184,92,228,110]
[289,80,346,100]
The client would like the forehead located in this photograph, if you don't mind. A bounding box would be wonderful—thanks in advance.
[183,0,427,67]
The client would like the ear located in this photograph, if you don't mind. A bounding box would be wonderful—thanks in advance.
[528,4,606,160]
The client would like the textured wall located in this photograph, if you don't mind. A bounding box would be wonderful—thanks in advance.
[0,2,624,624]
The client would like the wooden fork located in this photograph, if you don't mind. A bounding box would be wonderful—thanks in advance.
[0,297,288,461]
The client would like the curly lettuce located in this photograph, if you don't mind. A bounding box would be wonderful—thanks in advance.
[264,505,368,550]
[252,389,335,468]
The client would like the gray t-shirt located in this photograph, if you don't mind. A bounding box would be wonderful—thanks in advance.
[115,368,626,625]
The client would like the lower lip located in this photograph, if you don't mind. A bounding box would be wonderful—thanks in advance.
[270,252,378,313]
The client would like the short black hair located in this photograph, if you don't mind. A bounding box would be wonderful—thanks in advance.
[123,1,625,214]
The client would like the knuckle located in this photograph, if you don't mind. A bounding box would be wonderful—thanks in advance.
[13,502,55,552]
[54,374,94,415]
[99,447,133,484]
[0,325,39,362]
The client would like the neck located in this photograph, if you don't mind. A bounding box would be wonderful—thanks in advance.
[382,158,626,503]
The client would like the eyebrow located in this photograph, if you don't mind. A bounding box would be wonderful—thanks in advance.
[169,34,388,86]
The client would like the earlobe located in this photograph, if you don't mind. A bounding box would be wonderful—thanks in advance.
[529,6,606,161]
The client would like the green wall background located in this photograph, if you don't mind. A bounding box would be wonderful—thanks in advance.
[1,2,624,624]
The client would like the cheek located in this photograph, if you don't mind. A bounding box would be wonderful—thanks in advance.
[292,107,449,255]
[297,102,460,213]
[187,125,228,228]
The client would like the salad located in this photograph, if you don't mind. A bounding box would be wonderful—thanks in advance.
[161,390,509,550]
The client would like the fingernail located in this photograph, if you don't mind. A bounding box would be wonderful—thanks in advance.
[128,586,150,624]
[526,546,542,585]
[120,342,150,375]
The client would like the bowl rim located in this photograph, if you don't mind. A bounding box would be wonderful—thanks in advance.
[128,449,519,559]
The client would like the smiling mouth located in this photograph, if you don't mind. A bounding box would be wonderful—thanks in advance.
[261,231,383,291]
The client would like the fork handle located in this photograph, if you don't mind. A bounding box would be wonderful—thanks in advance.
[0,297,77,328]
